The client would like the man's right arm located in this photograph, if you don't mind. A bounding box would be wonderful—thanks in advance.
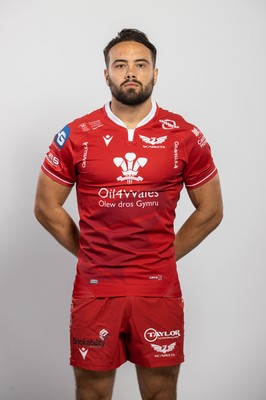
[34,171,80,257]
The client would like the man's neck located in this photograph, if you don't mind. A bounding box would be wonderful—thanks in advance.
[109,98,153,129]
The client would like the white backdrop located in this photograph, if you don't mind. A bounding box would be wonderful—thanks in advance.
[1,0,265,399]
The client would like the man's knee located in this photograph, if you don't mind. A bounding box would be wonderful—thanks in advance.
[74,367,116,400]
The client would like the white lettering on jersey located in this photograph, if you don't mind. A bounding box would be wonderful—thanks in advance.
[82,142,88,168]
[174,141,179,169]
[192,127,207,148]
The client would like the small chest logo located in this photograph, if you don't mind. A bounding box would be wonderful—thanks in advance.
[103,135,113,146]
[159,119,179,130]
[113,153,147,184]
[139,135,167,146]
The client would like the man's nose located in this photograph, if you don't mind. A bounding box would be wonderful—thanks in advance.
[125,66,136,79]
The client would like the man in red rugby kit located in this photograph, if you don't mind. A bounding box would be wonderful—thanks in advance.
[34,29,223,400]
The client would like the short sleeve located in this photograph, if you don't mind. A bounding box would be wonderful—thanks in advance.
[41,125,76,187]
[182,126,217,189]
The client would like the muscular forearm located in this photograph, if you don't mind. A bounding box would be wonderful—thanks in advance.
[35,205,80,257]
[174,208,222,261]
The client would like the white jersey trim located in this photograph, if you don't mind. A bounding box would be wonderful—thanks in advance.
[104,101,157,128]
[186,167,217,188]
[42,165,74,186]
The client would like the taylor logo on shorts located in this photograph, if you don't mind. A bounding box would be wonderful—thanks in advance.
[144,328,181,343]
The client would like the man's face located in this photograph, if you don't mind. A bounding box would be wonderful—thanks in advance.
[104,41,158,106]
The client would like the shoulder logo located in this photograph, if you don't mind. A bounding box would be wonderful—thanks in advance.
[139,135,167,146]
[79,123,90,132]
[103,135,113,146]
[113,152,147,184]
[78,120,103,132]
[192,127,207,148]
[46,150,62,171]
[54,125,70,148]
[159,119,179,130]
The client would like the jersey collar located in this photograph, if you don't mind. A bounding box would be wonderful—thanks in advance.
[104,101,157,128]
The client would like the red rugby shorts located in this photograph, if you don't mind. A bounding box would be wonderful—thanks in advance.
[70,296,184,370]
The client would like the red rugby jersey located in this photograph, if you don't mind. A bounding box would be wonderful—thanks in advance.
[41,102,217,298]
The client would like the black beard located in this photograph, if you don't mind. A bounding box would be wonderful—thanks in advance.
[108,78,155,106]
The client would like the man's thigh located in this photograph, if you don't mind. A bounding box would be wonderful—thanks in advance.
[136,364,180,400]
[74,367,116,400]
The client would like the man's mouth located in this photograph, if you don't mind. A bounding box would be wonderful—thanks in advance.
[124,83,138,88]
[122,80,141,88]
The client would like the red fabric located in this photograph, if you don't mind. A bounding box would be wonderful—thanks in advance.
[70,296,184,370]
[41,103,217,298]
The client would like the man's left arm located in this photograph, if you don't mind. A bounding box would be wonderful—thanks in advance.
[174,174,223,261]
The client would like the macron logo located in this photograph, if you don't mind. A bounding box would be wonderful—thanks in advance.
[103,135,113,146]
[79,347,88,360]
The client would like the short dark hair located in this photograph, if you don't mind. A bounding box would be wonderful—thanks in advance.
[103,28,157,67]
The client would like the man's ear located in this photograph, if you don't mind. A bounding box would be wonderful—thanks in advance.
[104,69,110,86]
[154,68,158,85]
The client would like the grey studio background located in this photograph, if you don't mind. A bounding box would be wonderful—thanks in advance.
[1,0,265,399]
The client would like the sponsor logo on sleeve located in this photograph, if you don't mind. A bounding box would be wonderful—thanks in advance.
[54,125,70,148]
[192,127,207,148]
[45,150,62,171]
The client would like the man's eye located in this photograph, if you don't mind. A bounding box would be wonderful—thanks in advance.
[136,64,145,68]
[116,64,126,68]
